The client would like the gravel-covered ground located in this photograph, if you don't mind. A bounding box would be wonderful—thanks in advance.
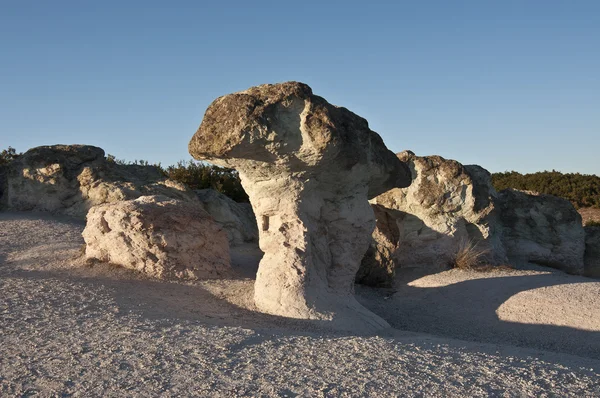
[1,212,599,397]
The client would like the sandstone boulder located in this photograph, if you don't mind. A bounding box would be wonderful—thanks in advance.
[359,151,506,286]
[584,226,600,277]
[83,195,231,279]
[195,189,258,246]
[3,145,196,218]
[189,82,411,332]
[498,189,585,274]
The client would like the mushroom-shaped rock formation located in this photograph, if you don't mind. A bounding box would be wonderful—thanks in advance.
[189,82,411,332]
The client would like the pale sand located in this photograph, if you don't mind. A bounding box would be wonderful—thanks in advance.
[1,212,599,397]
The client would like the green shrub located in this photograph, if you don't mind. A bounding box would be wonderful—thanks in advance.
[164,160,249,202]
[0,146,20,166]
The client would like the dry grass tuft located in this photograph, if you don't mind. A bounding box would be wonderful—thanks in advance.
[451,239,491,270]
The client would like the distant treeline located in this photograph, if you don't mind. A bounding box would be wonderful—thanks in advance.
[491,171,600,209]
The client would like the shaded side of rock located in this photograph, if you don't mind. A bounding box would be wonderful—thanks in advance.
[189,81,411,332]
[0,165,7,209]
[584,226,600,277]
[82,195,231,279]
[4,145,197,218]
[497,189,585,274]
[195,189,258,246]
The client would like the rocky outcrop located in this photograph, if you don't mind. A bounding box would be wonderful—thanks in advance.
[498,189,585,274]
[195,189,258,246]
[584,226,600,277]
[2,145,196,218]
[189,82,411,332]
[359,152,587,286]
[359,151,506,286]
[83,195,231,279]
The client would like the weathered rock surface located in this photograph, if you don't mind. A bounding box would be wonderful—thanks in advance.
[497,189,585,274]
[83,195,231,279]
[584,226,600,277]
[359,151,506,286]
[195,189,258,246]
[360,152,588,286]
[2,145,196,218]
[189,82,411,331]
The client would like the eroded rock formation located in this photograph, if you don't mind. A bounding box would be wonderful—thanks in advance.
[83,195,231,279]
[195,189,258,246]
[189,82,410,331]
[498,189,585,274]
[360,152,587,286]
[359,151,506,286]
[2,145,196,218]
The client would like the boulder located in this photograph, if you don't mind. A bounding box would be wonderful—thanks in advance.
[195,189,258,246]
[359,151,506,286]
[82,195,231,279]
[189,82,411,332]
[497,189,585,274]
[584,226,600,277]
[3,145,196,218]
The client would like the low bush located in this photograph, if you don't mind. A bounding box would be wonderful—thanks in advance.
[451,239,490,270]
[163,160,249,202]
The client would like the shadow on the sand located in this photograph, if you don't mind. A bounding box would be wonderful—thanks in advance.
[4,258,600,361]
[358,270,600,360]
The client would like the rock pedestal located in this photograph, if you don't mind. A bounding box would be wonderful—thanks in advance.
[189,82,410,331]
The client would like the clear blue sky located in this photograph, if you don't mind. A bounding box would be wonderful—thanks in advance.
[1,1,598,175]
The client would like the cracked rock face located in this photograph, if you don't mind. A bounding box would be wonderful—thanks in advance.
[83,195,231,280]
[189,82,410,332]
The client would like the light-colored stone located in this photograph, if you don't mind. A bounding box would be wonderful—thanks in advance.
[82,195,231,280]
[195,189,258,246]
[3,145,196,218]
[584,226,600,278]
[189,82,411,332]
[498,189,585,274]
[360,152,588,286]
[359,151,506,286]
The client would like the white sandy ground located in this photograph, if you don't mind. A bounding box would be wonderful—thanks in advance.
[1,212,599,397]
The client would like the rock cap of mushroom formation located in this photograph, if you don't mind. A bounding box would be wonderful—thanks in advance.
[189,82,410,332]
[189,81,410,198]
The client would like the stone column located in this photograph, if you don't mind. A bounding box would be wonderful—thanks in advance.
[189,82,410,332]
